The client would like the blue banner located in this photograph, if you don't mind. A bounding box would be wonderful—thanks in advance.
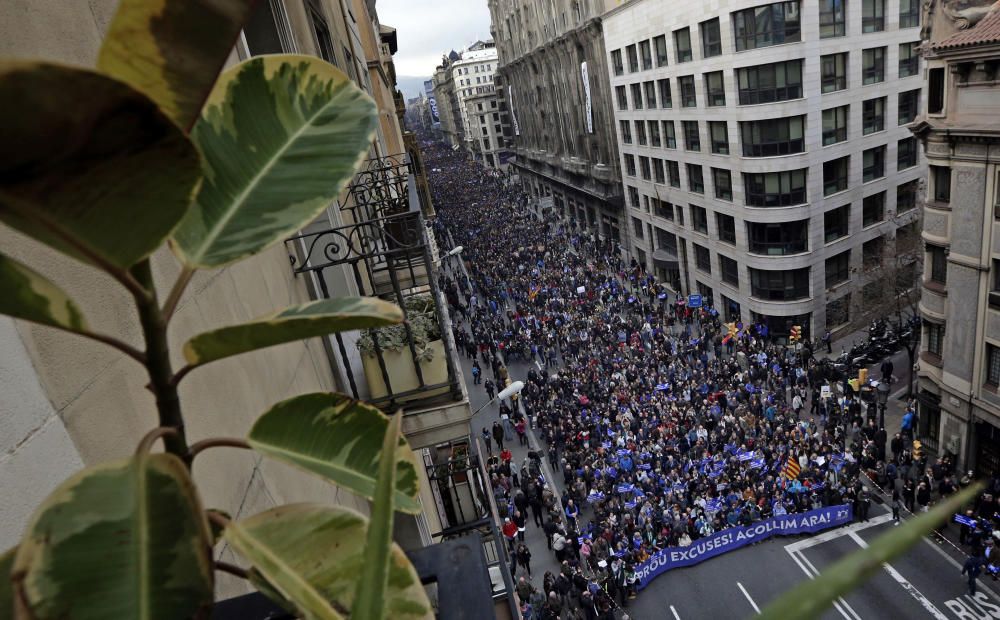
[634,505,853,590]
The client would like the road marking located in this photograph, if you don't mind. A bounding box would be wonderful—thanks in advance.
[738,582,761,614]
[785,514,893,553]
[917,534,1000,604]
[847,531,949,619]
[787,548,863,620]
[535,360,542,370]
[670,605,681,620]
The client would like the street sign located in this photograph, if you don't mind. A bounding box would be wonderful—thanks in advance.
[688,294,703,308]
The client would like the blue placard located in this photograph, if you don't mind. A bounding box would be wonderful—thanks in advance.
[954,514,978,528]
[688,294,703,308]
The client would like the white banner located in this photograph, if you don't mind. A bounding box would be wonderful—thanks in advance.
[581,61,593,134]
[508,85,520,136]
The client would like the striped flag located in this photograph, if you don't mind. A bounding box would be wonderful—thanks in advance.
[783,456,801,480]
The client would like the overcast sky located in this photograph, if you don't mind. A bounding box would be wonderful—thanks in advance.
[377,0,493,79]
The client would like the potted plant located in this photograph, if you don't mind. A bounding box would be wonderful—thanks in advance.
[357,294,449,401]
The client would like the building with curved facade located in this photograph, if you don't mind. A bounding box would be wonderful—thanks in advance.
[604,0,925,340]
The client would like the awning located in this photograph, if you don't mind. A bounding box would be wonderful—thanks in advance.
[652,248,679,269]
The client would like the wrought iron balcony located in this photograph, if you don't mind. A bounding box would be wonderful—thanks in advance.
[337,153,435,224]
[285,211,463,409]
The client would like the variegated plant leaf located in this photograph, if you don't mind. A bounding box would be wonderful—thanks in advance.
[225,504,430,620]
[12,454,213,620]
[97,0,256,132]
[0,253,87,333]
[0,61,201,271]
[248,393,421,514]
[183,297,403,366]
[0,546,14,619]
[171,55,377,268]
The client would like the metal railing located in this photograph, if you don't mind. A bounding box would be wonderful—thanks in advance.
[338,153,414,224]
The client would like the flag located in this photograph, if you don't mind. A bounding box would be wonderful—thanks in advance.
[783,456,801,480]
[705,498,722,513]
[750,457,766,469]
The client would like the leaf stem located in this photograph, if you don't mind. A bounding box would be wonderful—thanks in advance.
[188,437,252,459]
[162,265,195,323]
[135,427,180,456]
[214,561,249,580]
[76,329,147,363]
[132,260,189,460]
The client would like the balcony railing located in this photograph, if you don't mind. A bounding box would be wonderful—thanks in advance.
[337,153,415,224]
[285,212,463,408]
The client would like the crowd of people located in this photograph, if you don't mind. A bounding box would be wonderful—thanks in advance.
[420,140,968,617]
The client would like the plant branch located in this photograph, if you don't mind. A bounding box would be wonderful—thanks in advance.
[170,364,195,388]
[214,561,249,580]
[135,427,180,456]
[162,265,195,323]
[132,260,189,460]
[75,329,147,363]
[188,437,252,459]
[207,509,231,529]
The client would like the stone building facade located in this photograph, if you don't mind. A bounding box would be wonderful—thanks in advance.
[911,0,1000,472]
[488,0,625,244]
[603,0,926,340]
[433,55,464,146]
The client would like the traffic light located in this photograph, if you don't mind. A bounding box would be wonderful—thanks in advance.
[789,325,801,343]
[913,440,922,461]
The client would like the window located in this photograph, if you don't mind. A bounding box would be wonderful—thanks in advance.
[932,165,951,202]
[683,120,701,151]
[825,205,850,242]
[732,1,802,52]
[627,186,640,208]
[863,236,885,268]
[863,0,885,32]
[863,97,886,134]
[897,179,919,213]
[740,116,805,157]
[653,158,666,183]
[679,75,696,107]
[633,216,645,239]
[626,44,639,72]
[713,168,733,201]
[655,202,674,221]
[827,294,851,328]
[749,267,811,300]
[824,157,849,195]
[720,255,739,285]
[649,121,662,147]
[636,120,648,146]
[639,156,651,180]
[900,0,920,28]
[717,213,736,244]
[611,49,624,76]
[631,83,644,109]
[743,169,807,207]
[639,40,653,70]
[654,35,669,66]
[619,120,632,144]
[863,191,885,226]
[691,205,708,233]
[701,18,722,58]
[993,260,1000,306]
[821,53,848,93]
[709,121,730,154]
[898,137,918,170]
[616,85,628,110]
[748,220,808,255]
[666,160,681,187]
[306,3,337,63]
[657,78,673,108]
[863,47,886,84]
[819,0,846,38]
[688,164,705,193]
[926,321,945,356]
[928,67,945,114]
[736,60,803,105]
[644,81,657,108]
[705,71,726,106]
[822,105,848,146]
[928,244,947,284]
[862,146,886,182]
[899,42,920,78]
[663,121,677,148]
[246,0,296,55]
[898,89,920,124]
[987,345,1000,386]
[826,250,851,286]
[674,27,693,62]
[625,154,636,176]
[694,244,711,272]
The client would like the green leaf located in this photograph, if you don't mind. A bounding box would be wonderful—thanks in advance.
[172,55,377,268]
[248,393,421,514]
[12,454,213,620]
[760,482,985,620]
[0,253,87,332]
[183,297,403,366]
[353,412,402,619]
[97,0,256,132]
[225,504,431,620]
[0,61,201,271]
[0,546,14,619]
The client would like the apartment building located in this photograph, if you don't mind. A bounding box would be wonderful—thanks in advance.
[911,0,1000,471]
[604,0,926,341]
[450,41,500,148]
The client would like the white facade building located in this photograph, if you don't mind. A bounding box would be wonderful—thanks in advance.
[604,0,925,340]
[450,41,499,150]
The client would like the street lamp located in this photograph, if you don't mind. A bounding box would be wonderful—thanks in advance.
[444,246,464,258]
[876,381,890,430]
[472,380,524,416]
